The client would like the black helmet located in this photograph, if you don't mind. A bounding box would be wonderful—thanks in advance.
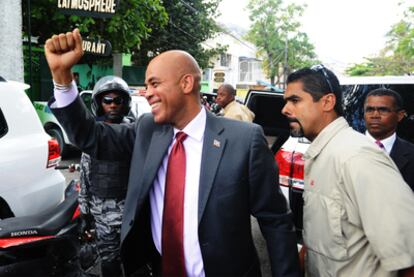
[91,75,131,117]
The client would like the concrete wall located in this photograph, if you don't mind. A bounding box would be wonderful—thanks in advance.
[0,0,24,82]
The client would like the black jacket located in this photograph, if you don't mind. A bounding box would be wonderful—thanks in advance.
[390,136,414,191]
[51,96,300,277]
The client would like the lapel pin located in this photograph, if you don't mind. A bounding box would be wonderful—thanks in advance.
[213,139,221,148]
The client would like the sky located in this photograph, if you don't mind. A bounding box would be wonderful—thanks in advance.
[217,0,414,73]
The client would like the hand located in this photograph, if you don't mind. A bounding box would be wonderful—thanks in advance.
[44,28,84,85]
[299,245,306,276]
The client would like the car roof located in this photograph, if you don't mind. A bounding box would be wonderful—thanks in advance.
[0,79,44,137]
[340,76,414,85]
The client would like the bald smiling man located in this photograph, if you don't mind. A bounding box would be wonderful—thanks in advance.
[45,29,300,277]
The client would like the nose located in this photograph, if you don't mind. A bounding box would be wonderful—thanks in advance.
[105,103,118,112]
[281,103,289,116]
[145,87,153,100]
[370,109,381,117]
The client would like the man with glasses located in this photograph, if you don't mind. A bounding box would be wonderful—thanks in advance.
[79,75,134,276]
[282,65,414,276]
[364,88,414,191]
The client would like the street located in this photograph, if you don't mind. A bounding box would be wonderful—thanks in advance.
[59,153,81,183]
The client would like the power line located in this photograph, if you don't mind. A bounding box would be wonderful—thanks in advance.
[168,20,217,49]
[217,25,257,52]
[178,0,256,52]
[172,0,258,54]
[178,0,199,14]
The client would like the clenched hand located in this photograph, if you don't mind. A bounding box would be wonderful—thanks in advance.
[44,28,84,85]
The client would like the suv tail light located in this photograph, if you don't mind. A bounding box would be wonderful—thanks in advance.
[47,139,61,168]
[275,149,304,190]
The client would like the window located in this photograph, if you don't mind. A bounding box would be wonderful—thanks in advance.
[220,53,232,67]
[0,109,8,139]
[202,68,212,81]
[239,58,263,83]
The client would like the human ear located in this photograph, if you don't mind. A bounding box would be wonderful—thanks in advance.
[322,93,336,112]
[397,109,406,122]
[181,74,194,94]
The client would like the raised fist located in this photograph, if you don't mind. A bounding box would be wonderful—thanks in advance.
[44,28,84,85]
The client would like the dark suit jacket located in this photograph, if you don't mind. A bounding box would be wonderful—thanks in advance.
[51,97,299,277]
[390,136,414,191]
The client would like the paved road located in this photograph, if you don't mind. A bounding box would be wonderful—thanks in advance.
[252,217,271,276]
[59,150,81,182]
[58,152,271,276]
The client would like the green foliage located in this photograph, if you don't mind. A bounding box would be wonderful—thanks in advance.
[245,0,318,85]
[346,62,376,76]
[23,46,44,100]
[346,3,414,76]
[22,0,168,54]
[387,6,414,60]
[132,0,225,69]
[346,53,414,76]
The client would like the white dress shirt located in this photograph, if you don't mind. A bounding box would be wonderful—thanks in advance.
[51,81,78,108]
[365,131,396,154]
[150,108,206,277]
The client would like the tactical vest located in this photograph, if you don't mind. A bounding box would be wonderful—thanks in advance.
[89,158,130,199]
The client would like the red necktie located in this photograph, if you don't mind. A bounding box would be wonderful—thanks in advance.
[162,132,188,277]
[375,140,385,150]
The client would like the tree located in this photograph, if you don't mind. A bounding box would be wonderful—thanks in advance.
[346,4,414,76]
[246,0,318,85]
[22,0,168,58]
[132,0,225,69]
[23,0,167,80]
[386,6,414,65]
[345,53,413,76]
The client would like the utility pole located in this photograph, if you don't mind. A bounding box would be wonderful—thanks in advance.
[0,0,24,83]
[283,37,288,90]
[27,0,33,95]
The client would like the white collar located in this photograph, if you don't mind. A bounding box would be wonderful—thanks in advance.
[365,131,396,154]
[173,107,206,142]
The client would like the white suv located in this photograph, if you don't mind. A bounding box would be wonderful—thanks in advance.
[0,78,66,218]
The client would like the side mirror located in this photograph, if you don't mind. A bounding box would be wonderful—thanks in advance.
[79,90,93,111]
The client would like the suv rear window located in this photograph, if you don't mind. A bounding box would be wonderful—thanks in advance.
[246,91,290,153]
[247,93,289,136]
[0,109,8,139]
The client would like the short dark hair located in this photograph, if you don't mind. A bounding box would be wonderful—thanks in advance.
[365,88,404,110]
[287,65,343,116]
[219,84,236,96]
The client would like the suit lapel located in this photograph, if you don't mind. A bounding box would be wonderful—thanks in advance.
[140,125,174,198]
[390,138,409,171]
[198,113,226,224]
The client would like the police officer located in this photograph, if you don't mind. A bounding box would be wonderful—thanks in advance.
[79,76,133,276]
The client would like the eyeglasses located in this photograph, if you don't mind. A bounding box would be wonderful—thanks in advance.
[364,106,399,116]
[102,96,124,105]
[310,64,334,93]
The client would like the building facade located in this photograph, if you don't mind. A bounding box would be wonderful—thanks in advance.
[202,26,268,100]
